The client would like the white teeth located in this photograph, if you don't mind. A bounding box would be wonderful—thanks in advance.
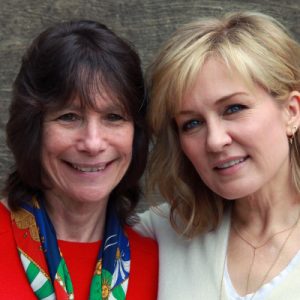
[72,164,105,172]
[217,158,245,169]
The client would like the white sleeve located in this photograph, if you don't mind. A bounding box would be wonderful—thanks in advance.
[133,203,170,240]
[134,210,156,238]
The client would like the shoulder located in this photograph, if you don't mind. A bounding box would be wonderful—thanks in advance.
[0,200,36,298]
[134,203,172,238]
[0,200,12,234]
[125,226,158,282]
[125,227,158,299]
[134,203,232,246]
[125,226,158,254]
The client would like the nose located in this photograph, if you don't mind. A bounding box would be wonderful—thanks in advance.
[77,120,108,155]
[206,120,232,152]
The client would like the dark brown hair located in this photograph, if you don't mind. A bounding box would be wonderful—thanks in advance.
[4,20,148,225]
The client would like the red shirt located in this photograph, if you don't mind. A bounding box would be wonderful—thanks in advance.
[0,203,158,299]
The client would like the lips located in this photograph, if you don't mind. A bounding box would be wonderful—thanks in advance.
[214,157,247,170]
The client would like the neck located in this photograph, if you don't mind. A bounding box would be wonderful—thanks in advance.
[233,187,300,238]
[44,191,108,242]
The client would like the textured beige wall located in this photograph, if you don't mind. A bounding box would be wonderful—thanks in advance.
[0,0,299,208]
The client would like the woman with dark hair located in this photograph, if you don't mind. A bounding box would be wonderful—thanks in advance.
[0,20,158,299]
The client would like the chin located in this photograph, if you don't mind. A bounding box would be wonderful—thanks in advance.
[70,191,109,204]
[215,189,251,201]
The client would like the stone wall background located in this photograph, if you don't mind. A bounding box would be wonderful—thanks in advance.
[0,0,299,208]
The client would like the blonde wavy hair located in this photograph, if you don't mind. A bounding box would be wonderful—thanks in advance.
[146,11,300,237]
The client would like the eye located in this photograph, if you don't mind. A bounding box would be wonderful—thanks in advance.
[224,104,247,115]
[57,113,81,122]
[106,113,125,122]
[181,119,203,132]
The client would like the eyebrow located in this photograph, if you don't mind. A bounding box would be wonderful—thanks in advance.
[177,92,249,115]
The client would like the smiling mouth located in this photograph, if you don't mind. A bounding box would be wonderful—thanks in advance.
[215,157,248,170]
[69,163,107,172]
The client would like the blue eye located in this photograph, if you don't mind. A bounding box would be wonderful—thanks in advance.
[58,113,80,122]
[225,104,246,115]
[182,119,202,131]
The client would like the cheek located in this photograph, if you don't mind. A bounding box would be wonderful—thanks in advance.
[41,134,53,168]
[41,141,59,177]
[113,127,134,161]
[41,130,70,168]
[243,118,286,149]
[42,136,63,158]
[40,143,57,186]
[180,136,203,166]
[179,136,190,157]
[42,126,60,153]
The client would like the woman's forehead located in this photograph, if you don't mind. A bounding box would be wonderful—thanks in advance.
[67,93,126,111]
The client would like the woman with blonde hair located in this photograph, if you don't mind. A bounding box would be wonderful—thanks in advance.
[135,11,300,299]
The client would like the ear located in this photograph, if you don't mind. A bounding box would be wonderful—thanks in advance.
[285,91,300,136]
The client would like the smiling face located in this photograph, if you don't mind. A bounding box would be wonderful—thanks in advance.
[41,93,134,206]
[175,57,293,200]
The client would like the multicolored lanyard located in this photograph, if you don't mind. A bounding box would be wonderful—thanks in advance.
[11,195,130,300]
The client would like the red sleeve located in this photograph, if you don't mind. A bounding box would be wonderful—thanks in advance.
[125,226,158,300]
[0,202,36,299]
